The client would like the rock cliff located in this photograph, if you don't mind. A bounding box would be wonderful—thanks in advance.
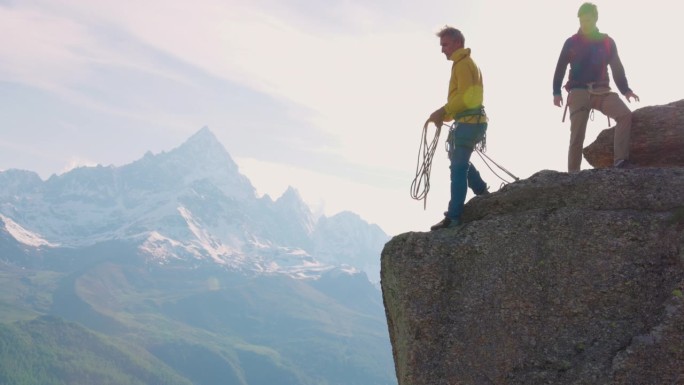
[381,167,684,385]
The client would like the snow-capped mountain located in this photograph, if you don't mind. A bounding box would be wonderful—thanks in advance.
[0,127,388,282]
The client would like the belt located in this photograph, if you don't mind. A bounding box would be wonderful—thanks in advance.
[454,106,486,120]
[587,82,612,95]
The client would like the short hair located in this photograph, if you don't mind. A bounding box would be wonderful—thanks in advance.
[436,26,464,45]
[577,2,598,17]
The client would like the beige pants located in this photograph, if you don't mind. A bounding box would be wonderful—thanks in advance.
[567,88,632,172]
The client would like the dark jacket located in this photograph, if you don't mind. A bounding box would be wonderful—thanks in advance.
[552,29,632,96]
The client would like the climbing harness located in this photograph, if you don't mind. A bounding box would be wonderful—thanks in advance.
[410,112,519,209]
[562,82,614,126]
[587,82,614,127]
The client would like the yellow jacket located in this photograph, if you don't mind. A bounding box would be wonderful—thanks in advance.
[444,48,486,123]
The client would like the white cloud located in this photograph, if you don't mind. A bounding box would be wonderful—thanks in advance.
[0,6,92,90]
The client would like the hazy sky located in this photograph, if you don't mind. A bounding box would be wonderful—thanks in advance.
[1,0,683,235]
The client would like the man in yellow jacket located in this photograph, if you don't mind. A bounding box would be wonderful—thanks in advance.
[426,26,489,231]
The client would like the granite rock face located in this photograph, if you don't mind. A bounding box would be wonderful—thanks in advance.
[382,168,684,385]
[583,99,684,168]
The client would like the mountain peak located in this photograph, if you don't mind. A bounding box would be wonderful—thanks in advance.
[174,126,231,164]
[122,126,256,200]
[280,186,302,200]
[0,169,43,196]
[275,186,309,212]
[185,126,218,146]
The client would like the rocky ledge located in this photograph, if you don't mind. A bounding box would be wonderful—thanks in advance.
[382,167,684,385]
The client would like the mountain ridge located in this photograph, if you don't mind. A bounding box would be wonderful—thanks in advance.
[0,126,387,282]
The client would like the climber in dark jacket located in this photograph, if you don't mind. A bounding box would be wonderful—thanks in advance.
[552,2,639,172]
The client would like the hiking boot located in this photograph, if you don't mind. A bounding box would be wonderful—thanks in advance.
[430,216,462,231]
[475,188,490,196]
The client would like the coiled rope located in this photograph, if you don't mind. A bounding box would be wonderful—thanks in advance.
[410,123,442,209]
[410,122,520,209]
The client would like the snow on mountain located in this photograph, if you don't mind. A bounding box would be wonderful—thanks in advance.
[0,213,57,248]
[0,127,389,281]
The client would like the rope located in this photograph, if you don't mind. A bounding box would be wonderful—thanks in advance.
[410,122,520,208]
[474,148,520,185]
[410,123,442,209]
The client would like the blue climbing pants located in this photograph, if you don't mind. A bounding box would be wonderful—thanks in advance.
[446,122,487,220]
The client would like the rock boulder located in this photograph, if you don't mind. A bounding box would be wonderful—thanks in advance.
[583,99,684,168]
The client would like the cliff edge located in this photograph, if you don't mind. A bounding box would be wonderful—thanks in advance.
[382,167,684,385]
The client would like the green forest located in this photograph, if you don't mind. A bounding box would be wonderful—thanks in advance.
[0,316,191,385]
